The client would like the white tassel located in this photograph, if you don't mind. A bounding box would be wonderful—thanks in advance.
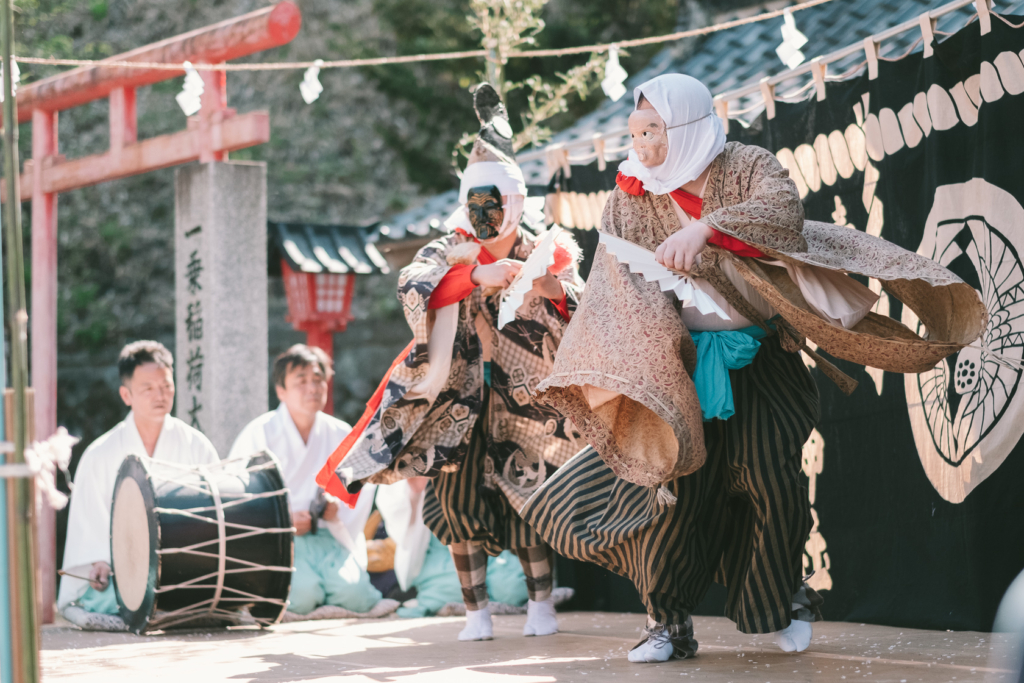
[656,485,677,507]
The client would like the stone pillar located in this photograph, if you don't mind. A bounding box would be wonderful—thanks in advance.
[175,162,267,456]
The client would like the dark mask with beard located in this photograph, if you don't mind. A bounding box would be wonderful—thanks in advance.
[466,185,504,240]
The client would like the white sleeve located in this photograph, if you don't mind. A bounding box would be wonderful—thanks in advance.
[58,451,112,608]
[226,420,265,463]
[196,434,221,464]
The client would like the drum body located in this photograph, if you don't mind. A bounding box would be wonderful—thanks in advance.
[110,452,293,633]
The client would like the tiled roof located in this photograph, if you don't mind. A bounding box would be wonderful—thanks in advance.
[270,222,391,276]
[379,0,1024,238]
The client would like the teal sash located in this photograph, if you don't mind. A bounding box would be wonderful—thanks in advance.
[690,323,771,421]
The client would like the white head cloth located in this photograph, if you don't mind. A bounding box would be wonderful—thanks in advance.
[617,74,726,196]
[445,160,527,239]
[457,161,527,204]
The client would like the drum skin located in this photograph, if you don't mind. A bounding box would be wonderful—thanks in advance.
[111,452,293,633]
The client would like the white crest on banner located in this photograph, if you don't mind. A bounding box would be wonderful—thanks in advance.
[776,8,808,69]
[801,428,832,592]
[300,59,324,104]
[904,179,1024,504]
[176,61,205,116]
[601,46,628,102]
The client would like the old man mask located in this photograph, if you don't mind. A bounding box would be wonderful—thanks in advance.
[618,74,727,195]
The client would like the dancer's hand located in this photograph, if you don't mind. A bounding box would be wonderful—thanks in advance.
[292,510,312,536]
[89,561,112,591]
[471,260,522,289]
[655,221,714,272]
[529,271,564,300]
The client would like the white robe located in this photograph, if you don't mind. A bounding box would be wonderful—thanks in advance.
[226,404,377,567]
[58,412,220,609]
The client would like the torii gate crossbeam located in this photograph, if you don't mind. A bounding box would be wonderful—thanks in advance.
[0,1,301,623]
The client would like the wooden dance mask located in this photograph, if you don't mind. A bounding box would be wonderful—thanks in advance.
[466,185,505,240]
[628,106,669,168]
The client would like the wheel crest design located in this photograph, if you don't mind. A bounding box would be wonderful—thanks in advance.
[903,179,1024,503]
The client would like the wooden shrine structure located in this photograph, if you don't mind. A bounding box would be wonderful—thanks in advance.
[0,1,301,622]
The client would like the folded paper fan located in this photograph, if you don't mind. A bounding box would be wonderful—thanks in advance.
[599,232,730,320]
[498,226,563,329]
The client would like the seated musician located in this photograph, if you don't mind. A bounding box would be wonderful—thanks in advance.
[58,341,220,616]
[228,344,384,616]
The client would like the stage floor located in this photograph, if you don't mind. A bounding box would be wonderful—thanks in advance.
[43,611,1020,682]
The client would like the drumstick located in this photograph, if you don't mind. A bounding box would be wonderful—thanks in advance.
[58,569,114,582]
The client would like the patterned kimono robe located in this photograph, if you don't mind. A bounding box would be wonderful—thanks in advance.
[335,227,584,513]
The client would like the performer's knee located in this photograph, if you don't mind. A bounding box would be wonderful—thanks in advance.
[288,576,326,615]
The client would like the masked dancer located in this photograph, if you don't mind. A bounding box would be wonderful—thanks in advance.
[521,74,985,663]
[317,83,584,642]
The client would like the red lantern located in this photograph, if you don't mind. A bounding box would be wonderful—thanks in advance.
[275,223,390,414]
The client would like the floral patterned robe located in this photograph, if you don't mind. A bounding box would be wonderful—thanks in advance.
[536,142,985,487]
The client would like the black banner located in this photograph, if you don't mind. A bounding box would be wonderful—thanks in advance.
[730,15,1024,630]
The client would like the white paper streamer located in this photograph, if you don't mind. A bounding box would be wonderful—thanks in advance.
[0,58,19,102]
[599,232,730,320]
[776,8,808,69]
[176,61,205,116]
[300,59,324,104]
[498,226,562,329]
[601,46,628,102]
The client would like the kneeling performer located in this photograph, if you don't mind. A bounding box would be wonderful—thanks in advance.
[317,84,584,641]
[59,341,219,616]
[228,344,384,616]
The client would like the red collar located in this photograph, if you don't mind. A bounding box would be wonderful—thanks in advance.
[616,171,703,219]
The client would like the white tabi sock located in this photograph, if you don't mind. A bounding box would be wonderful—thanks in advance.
[522,597,558,636]
[775,605,813,652]
[458,606,493,641]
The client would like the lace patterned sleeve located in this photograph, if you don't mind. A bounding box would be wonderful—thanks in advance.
[702,145,807,253]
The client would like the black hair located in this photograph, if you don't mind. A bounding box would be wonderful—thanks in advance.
[118,340,174,385]
[637,92,649,108]
[272,344,334,389]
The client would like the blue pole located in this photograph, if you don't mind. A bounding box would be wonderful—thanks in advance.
[0,197,12,683]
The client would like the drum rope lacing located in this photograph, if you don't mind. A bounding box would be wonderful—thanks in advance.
[138,454,295,629]
[203,463,228,618]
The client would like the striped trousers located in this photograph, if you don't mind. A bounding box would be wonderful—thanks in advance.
[522,336,820,633]
[424,390,554,610]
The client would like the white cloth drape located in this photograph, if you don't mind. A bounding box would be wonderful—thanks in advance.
[58,413,220,609]
[374,481,432,591]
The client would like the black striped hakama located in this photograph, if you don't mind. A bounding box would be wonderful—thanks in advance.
[423,393,547,556]
[521,336,821,633]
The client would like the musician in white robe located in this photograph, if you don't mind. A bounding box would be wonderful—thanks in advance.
[227,344,382,615]
[59,341,220,616]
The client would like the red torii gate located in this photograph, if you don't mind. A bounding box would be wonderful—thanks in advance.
[1,1,301,622]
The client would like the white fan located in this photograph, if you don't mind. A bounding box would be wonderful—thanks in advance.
[498,227,563,329]
[599,232,730,320]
